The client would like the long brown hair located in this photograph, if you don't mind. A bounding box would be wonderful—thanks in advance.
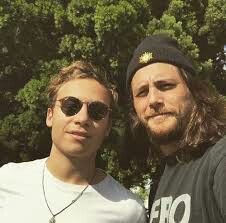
[178,69,226,151]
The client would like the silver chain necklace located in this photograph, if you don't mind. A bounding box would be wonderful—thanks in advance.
[42,162,95,223]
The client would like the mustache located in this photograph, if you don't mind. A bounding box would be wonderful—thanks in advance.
[145,111,176,119]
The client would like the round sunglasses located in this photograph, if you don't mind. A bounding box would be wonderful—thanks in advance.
[57,96,111,121]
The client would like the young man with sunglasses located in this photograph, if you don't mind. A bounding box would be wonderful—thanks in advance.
[0,61,146,223]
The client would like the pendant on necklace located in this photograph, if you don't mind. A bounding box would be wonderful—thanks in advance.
[49,216,56,223]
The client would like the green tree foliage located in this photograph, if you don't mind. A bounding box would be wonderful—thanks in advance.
[0,0,226,188]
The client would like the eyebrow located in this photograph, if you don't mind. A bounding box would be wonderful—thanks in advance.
[133,82,148,92]
[154,78,177,83]
[135,78,177,88]
[154,79,178,85]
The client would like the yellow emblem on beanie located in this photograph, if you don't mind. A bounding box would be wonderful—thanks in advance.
[139,52,153,64]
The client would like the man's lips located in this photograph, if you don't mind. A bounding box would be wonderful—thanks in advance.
[67,130,90,140]
[148,112,173,119]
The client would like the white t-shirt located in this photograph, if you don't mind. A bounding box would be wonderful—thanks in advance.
[0,158,146,223]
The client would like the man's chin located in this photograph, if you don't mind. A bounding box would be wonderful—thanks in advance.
[147,127,183,145]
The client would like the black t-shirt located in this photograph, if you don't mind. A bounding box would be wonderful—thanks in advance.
[150,136,226,223]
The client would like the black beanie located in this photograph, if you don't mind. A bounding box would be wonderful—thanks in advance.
[126,34,196,90]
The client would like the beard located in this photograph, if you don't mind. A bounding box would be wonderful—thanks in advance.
[144,112,190,146]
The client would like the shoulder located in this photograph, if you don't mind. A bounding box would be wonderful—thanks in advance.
[99,174,145,207]
[0,158,46,173]
[200,136,226,180]
[0,158,46,183]
[207,136,226,161]
[96,174,147,222]
[209,135,226,169]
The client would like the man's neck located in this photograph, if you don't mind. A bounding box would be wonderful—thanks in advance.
[159,142,179,156]
[46,148,97,185]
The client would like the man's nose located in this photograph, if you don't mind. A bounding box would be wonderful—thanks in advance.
[147,88,163,109]
[72,104,90,125]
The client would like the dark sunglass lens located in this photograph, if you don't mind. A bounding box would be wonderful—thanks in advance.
[89,102,109,120]
[61,97,82,116]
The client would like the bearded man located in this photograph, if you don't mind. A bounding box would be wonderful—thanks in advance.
[125,34,226,223]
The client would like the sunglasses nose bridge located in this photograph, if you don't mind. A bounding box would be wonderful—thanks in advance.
[75,102,90,118]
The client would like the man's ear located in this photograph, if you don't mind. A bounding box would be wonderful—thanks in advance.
[46,108,53,127]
